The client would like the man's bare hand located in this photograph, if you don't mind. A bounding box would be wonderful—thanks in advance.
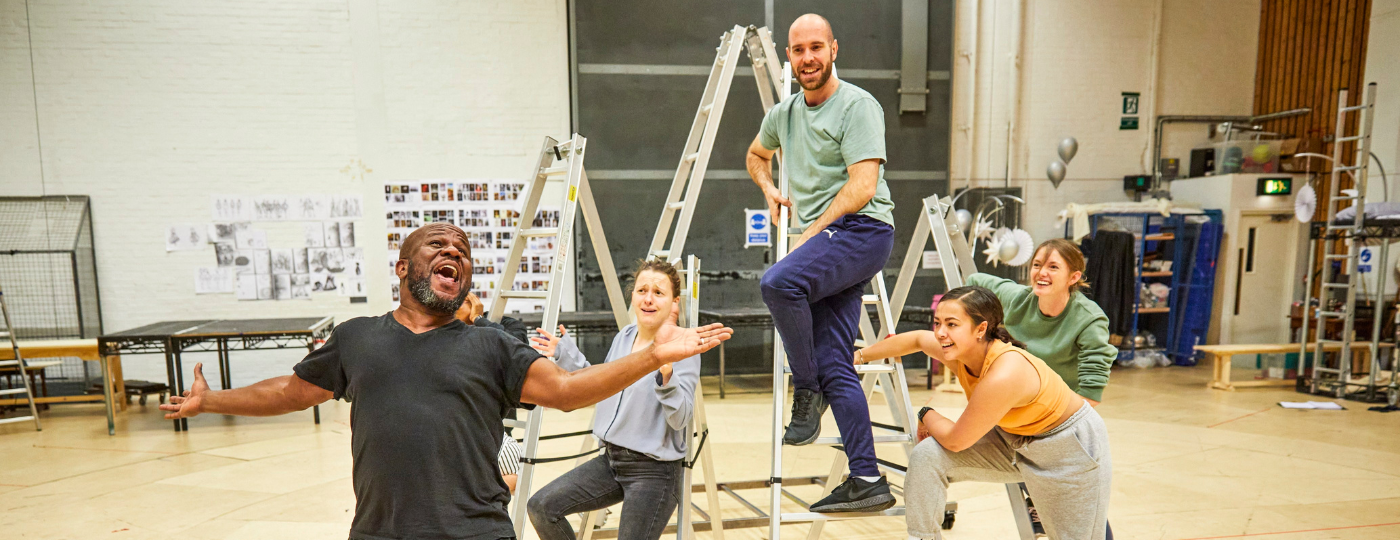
[159,363,210,419]
[530,325,566,358]
[763,185,793,228]
[653,322,732,363]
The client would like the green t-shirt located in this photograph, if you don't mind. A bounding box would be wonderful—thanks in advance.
[759,80,895,227]
[967,273,1117,402]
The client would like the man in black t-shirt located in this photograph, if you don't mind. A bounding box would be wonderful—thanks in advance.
[161,223,732,540]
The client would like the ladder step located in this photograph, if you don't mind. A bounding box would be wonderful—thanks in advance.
[0,388,28,396]
[813,435,911,445]
[0,416,36,425]
[861,295,880,304]
[1313,366,1341,374]
[0,360,18,367]
[1335,135,1365,143]
[1323,253,1357,259]
[1316,311,1346,318]
[541,166,571,177]
[652,250,670,259]
[682,152,700,164]
[1321,283,1351,288]
[504,418,528,429]
[667,202,686,210]
[519,227,560,238]
[1335,165,1363,172]
[499,291,549,299]
[1341,104,1369,112]
[781,364,897,375]
[780,508,906,522]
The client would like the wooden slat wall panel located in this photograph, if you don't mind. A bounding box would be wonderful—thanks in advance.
[1255,0,1374,300]
[1254,0,1371,171]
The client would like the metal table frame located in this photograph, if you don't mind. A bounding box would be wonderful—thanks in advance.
[98,317,334,432]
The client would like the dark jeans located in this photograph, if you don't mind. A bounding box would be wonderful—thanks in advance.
[760,213,895,477]
[527,444,682,540]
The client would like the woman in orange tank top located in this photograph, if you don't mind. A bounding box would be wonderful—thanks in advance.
[856,286,1111,540]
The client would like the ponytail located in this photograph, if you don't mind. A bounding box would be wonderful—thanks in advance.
[992,325,1026,349]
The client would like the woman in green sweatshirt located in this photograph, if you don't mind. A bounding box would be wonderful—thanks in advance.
[966,238,1118,537]
[966,238,1116,404]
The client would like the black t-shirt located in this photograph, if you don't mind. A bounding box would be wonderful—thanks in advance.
[294,312,543,540]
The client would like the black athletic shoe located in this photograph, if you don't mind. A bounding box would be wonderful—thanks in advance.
[809,476,896,513]
[782,388,828,445]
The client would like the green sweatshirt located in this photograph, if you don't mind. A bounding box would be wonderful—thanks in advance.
[966,273,1117,402]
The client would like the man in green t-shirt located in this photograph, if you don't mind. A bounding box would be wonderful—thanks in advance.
[746,13,897,513]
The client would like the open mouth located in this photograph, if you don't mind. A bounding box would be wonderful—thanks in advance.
[432,261,460,285]
[639,306,659,316]
[800,65,821,77]
[1035,279,1051,287]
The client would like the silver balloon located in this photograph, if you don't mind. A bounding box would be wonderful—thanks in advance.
[1058,137,1079,164]
[954,209,972,233]
[1047,161,1067,188]
[998,237,1019,262]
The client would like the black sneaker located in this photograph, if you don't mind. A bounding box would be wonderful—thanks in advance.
[782,388,828,445]
[809,476,896,513]
[1028,501,1046,537]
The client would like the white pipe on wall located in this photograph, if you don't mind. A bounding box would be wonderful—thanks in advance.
[1140,0,1164,174]
[961,0,980,191]
[1004,0,1024,185]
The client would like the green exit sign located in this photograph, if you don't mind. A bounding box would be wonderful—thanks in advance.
[1257,177,1292,196]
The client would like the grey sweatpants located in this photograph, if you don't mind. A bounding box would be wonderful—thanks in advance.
[905,403,1112,540]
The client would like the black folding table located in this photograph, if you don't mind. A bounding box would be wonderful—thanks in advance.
[98,317,334,432]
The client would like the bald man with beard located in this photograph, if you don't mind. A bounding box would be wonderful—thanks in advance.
[161,223,733,540]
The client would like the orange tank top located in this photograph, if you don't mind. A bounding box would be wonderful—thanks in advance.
[956,340,1079,436]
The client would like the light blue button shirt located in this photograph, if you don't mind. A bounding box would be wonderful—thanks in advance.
[554,324,699,462]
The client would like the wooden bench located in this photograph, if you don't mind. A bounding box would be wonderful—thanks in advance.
[1198,342,1393,391]
[0,339,123,412]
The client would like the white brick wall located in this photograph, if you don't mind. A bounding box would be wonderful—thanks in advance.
[950,0,1260,242]
[1,0,569,384]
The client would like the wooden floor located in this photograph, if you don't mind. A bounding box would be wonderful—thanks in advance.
[3,364,1400,540]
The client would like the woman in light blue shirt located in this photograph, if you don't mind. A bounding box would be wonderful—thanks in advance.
[526,258,699,540]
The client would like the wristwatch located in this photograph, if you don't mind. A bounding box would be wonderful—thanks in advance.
[917,406,933,424]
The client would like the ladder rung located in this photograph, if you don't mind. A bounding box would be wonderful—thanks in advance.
[780,508,906,522]
[652,250,670,259]
[1316,338,1347,345]
[1341,104,1369,112]
[1313,366,1341,373]
[1316,311,1346,318]
[1335,165,1363,172]
[1323,253,1357,259]
[0,360,18,367]
[541,166,571,176]
[0,416,35,425]
[699,104,714,115]
[1321,283,1351,288]
[1330,195,1360,202]
[682,152,700,164]
[504,418,528,429]
[1335,135,1364,143]
[861,295,879,304]
[667,202,686,210]
[499,291,549,299]
[814,435,911,445]
[781,363,898,374]
[0,388,28,396]
[519,227,560,238]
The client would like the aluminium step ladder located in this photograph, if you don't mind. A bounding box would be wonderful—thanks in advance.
[489,134,630,539]
[0,287,42,430]
[648,25,786,264]
[1299,83,1390,401]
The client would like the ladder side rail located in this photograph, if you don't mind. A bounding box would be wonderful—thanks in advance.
[578,171,630,329]
[666,33,747,262]
[511,406,546,539]
[650,30,741,257]
[542,140,588,334]
[1356,84,1380,397]
[888,203,933,325]
[491,137,560,322]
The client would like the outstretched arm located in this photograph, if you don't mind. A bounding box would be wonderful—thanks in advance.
[520,322,731,412]
[856,330,944,365]
[159,363,331,419]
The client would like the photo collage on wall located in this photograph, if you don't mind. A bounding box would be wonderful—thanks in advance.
[384,180,560,313]
[187,194,366,300]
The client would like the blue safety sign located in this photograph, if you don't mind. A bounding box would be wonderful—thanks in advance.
[745,209,770,248]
